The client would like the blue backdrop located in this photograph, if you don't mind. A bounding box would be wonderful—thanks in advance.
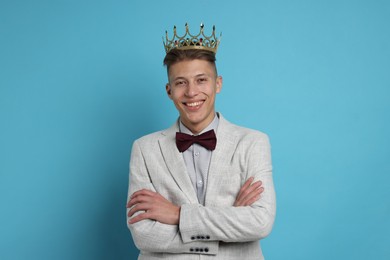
[1,0,389,259]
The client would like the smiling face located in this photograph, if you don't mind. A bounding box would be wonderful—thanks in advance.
[166,59,222,134]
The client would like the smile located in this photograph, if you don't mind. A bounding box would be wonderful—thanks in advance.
[185,101,204,107]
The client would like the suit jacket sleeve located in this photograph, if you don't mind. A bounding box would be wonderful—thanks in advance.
[127,140,219,255]
[179,133,276,243]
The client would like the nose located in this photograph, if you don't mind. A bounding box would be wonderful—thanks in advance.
[185,81,199,97]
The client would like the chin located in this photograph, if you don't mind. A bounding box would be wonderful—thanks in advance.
[186,114,206,123]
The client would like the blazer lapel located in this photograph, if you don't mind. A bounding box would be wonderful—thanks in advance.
[159,122,198,204]
[205,115,238,205]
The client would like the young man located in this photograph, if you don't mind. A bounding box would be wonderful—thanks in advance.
[127,24,276,260]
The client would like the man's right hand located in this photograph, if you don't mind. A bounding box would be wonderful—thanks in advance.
[234,177,264,207]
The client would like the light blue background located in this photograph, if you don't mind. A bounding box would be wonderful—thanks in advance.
[1,0,389,259]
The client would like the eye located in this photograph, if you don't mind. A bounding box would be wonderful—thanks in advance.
[197,77,207,84]
[175,80,186,86]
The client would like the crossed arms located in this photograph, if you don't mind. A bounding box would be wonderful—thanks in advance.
[127,176,263,225]
[126,135,276,254]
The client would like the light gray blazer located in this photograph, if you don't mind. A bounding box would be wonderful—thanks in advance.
[127,114,276,260]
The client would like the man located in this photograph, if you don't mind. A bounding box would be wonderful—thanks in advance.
[127,24,276,260]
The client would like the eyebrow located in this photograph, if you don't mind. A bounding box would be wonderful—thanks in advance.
[172,73,208,81]
[172,76,186,81]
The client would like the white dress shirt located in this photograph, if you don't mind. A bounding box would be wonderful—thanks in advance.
[179,114,219,205]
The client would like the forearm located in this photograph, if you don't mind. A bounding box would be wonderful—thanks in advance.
[127,141,219,254]
[180,168,275,243]
[180,202,275,243]
[128,215,219,254]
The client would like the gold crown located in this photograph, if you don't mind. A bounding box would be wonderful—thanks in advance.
[163,23,221,53]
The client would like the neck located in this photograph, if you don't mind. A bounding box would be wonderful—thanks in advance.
[180,113,218,135]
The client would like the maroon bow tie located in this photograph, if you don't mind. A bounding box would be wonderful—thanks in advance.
[176,130,217,152]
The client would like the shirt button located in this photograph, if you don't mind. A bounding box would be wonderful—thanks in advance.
[195,152,200,156]
[197,180,203,187]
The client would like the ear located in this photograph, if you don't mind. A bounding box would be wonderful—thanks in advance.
[215,76,223,93]
[166,83,173,99]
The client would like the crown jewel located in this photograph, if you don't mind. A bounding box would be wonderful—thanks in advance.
[163,23,221,53]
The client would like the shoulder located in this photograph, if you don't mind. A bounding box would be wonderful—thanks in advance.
[229,123,268,140]
[132,122,177,147]
[219,114,270,144]
[132,130,166,149]
[130,131,165,155]
[135,130,164,143]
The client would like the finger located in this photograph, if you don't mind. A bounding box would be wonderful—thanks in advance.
[240,187,264,206]
[242,177,254,189]
[242,187,264,206]
[127,202,151,217]
[236,177,254,199]
[130,189,156,199]
[250,180,262,188]
[243,193,262,206]
[128,212,153,224]
[235,185,264,207]
[127,194,154,208]
[243,177,254,189]
[239,179,261,196]
[236,180,262,202]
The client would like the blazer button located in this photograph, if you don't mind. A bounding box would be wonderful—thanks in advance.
[191,236,195,240]
[196,235,201,239]
[201,236,205,239]
[200,248,204,252]
[205,247,209,252]
[190,248,194,252]
[206,235,210,239]
[195,248,199,252]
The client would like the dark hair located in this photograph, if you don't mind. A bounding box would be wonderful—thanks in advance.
[163,49,217,74]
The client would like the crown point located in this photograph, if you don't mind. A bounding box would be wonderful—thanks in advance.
[163,23,221,54]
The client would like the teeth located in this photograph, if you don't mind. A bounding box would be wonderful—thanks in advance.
[187,101,203,107]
